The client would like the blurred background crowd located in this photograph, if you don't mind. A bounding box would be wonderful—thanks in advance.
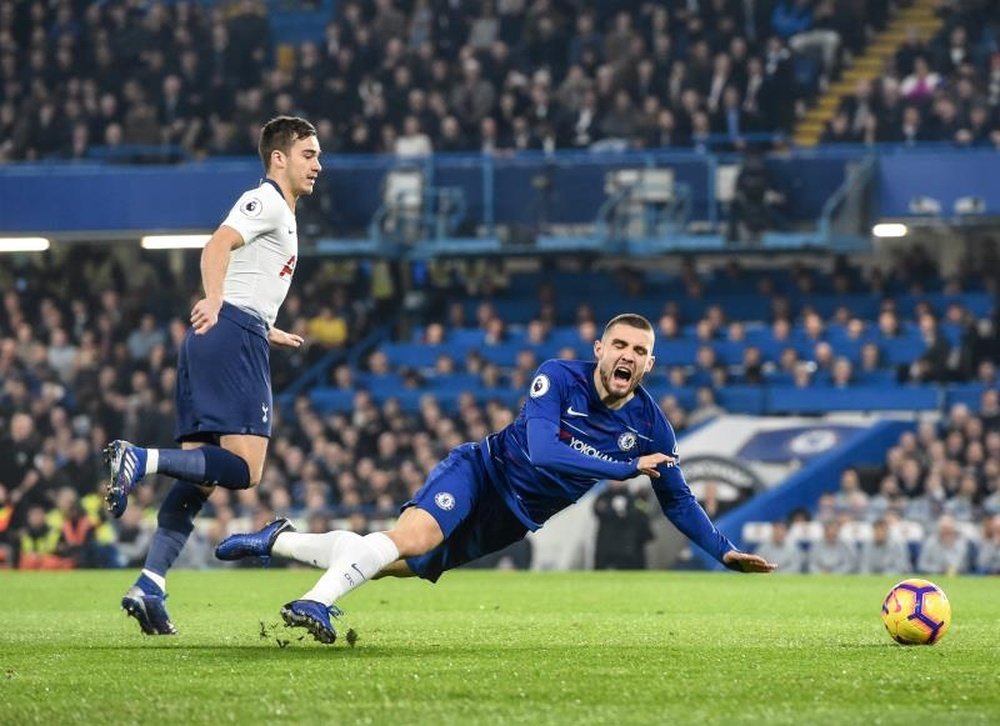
[1,244,998,574]
[1,0,998,575]
[4,0,1000,161]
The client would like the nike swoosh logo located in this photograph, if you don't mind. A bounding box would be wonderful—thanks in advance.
[566,406,588,417]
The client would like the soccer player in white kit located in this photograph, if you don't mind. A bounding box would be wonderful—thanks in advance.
[104,116,321,635]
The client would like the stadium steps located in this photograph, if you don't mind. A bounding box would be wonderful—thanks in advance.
[793,0,944,147]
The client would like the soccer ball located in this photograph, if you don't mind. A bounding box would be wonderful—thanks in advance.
[880,578,952,645]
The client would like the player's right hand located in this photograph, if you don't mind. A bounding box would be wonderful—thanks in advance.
[635,452,676,478]
[190,297,222,334]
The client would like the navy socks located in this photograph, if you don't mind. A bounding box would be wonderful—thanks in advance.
[142,482,209,579]
[155,446,251,490]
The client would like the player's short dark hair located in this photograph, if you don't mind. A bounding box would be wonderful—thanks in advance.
[259,116,317,171]
[602,313,654,338]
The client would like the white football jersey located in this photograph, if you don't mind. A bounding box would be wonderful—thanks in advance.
[219,179,298,327]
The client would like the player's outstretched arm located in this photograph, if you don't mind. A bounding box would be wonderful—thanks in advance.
[191,225,243,334]
[526,417,639,480]
[652,463,775,573]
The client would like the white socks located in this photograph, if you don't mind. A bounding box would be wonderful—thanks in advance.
[141,568,166,593]
[300,532,400,606]
[144,449,159,476]
[271,530,354,569]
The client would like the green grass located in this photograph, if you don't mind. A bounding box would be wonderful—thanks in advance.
[0,571,998,724]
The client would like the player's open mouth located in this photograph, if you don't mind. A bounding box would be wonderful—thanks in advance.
[613,365,632,383]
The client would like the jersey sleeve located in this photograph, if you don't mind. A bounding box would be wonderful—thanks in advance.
[521,359,566,424]
[523,361,638,481]
[648,410,738,566]
[220,189,281,245]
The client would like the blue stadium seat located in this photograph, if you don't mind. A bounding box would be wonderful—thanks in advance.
[857,369,898,386]
[713,341,747,365]
[449,328,486,347]
[767,385,939,413]
[716,386,767,414]
[478,343,529,366]
[310,389,355,412]
[656,339,701,365]
[425,373,481,391]
[381,343,449,368]
[549,327,585,348]
[945,384,987,409]
[354,372,406,390]
[881,337,928,365]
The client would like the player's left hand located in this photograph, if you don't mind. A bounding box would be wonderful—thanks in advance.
[268,327,304,348]
[723,550,777,573]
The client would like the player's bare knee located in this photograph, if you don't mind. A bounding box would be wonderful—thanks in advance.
[387,516,442,557]
[247,465,264,488]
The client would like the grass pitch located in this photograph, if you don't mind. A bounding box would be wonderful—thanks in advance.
[1,570,997,725]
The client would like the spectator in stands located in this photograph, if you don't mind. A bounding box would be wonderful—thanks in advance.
[983,474,1000,518]
[51,486,99,568]
[727,148,785,244]
[754,520,804,574]
[830,356,853,388]
[807,520,857,573]
[741,346,764,385]
[0,412,43,529]
[858,517,911,574]
[946,473,980,522]
[114,504,155,568]
[869,475,906,522]
[906,470,947,525]
[0,482,11,564]
[977,514,1000,574]
[688,387,725,427]
[834,468,868,514]
[900,56,941,103]
[19,505,67,569]
[917,515,970,575]
[593,480,653,570]
[395,115,433,157]
[908,313,952,383]
[307,306,348,347]
[820,111,855,144]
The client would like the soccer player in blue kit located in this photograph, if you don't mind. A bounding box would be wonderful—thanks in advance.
[218,313,777,643]
[103,116,321,634]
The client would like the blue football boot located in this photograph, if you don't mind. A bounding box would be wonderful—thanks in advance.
[280,600,343,645]
[121,582,177,636]
[214,518,296,562]
[103,440,147,518]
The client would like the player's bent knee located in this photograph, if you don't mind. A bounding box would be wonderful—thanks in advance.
[387,508,444,557]
[247,466,264,488]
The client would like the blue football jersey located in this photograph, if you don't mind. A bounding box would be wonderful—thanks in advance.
[479,359,735,564]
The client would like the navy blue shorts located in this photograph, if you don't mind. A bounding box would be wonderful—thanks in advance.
[405,442,529,582]
[174,302,272,442]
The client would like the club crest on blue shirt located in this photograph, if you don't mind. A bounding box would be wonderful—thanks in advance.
[434,492,456,511]
[529,374,550,398]
[617,432,637,452]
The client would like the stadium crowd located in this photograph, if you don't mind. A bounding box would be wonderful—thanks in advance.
[0,245,376,568]
[1,243,997,574]
[15,0,996,161]
[755,393,1000,575]
[823,0,1000,146]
